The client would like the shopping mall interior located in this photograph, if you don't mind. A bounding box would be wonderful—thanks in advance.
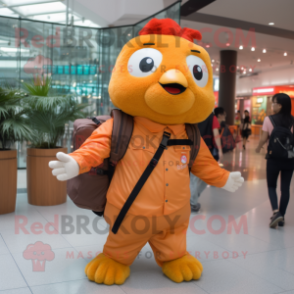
[0,0,294,293]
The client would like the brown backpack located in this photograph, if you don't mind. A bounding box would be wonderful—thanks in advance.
[67,109,200,216]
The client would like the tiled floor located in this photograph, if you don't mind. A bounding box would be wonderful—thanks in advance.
[1,138,294,294]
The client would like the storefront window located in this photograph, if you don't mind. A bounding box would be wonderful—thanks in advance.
[251,96,267,125]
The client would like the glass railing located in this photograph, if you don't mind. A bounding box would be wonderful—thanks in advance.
[0,1,181,168]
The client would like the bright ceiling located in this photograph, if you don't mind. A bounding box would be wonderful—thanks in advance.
[0,0,293,78]
[0,0,100,27]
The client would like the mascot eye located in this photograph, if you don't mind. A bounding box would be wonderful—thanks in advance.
[128,48,163,77]
[186,55,209,88]
[193,65,203,80]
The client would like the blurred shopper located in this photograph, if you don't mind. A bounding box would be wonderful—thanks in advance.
[190,111,223,212]
[256,93,294,228]
[241,110,251,149]
[215,107,226,127]
[235,110,241,140]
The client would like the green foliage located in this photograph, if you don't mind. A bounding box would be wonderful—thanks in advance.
[0,87,32,150]
[24,78,88,149]
[23,76,51,97]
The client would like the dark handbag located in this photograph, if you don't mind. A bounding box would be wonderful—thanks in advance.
[220,125,236,153]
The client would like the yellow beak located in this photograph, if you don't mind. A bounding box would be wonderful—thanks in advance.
[159,69,188,88]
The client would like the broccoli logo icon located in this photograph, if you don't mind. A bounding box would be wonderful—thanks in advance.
[23,241,55,272]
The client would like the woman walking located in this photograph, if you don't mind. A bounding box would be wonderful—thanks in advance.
[256,93,294,228]
[241,110,251,150]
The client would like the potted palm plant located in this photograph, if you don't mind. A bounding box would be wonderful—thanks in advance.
[24,77,87,206]
[0,86,32,214]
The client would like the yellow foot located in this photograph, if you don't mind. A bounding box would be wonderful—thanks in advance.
[162,254,203,283]
[85,253,130,285]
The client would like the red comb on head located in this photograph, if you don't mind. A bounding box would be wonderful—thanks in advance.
[139,18,202,42]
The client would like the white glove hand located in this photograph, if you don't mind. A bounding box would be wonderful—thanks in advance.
[49,152,79,181]
[222,171,244,192]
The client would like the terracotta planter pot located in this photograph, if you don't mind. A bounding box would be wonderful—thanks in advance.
[27,147,67,206]
[0,150,17,214]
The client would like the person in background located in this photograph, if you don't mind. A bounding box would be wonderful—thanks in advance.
[190,110,223,212]
[241,110,251,150]
[215,107,226,127]
[235,110,241,138]
[256,93,294,228]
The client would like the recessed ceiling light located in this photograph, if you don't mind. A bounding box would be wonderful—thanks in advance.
[239,45,243,50]
[263,49,267,53]
[251,47,255,51]
[257,59,261,62]
[284,52,288,56]
[269,22,275,26]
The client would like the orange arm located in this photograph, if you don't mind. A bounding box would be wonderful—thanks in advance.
[191,138,229,187]
[69,118,113,174]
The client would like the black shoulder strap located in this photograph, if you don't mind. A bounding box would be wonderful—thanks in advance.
[112,132,195,234]
[269,116,276,128]
[112,131,171,234]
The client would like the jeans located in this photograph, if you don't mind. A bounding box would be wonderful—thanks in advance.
[266,159,294,216]
[190,173,207,206]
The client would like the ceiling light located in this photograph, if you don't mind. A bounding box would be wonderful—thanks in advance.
[239,45,243,50]
[0,47,29,52]
[241,67,244,70]
[206,44,210,48]
[263,49,267,53]
[249,68,252,72]
[226,43,230,47]
[216,68,219,71]
[251,47,255,51]
[284,52,288,56]
[269,22,275,26]
[257,59,261,62]
[212,59,215,62]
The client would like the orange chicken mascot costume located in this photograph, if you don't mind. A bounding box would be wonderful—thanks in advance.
[49,18,244,285]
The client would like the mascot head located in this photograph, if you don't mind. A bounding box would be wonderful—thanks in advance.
[109,18,215,124]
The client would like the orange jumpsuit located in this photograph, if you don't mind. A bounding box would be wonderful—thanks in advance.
[70,116,229,266]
